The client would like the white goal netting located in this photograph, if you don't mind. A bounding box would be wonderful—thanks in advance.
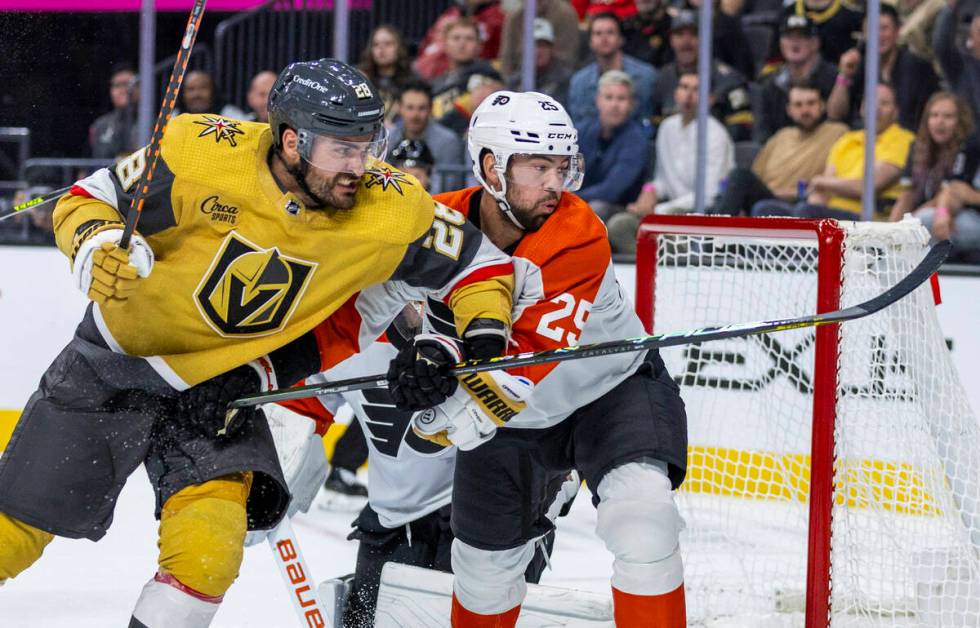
[644,217,980,627]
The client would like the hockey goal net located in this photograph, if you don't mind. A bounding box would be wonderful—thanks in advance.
[635,215,980,627]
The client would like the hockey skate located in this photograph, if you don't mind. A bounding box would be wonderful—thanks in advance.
[317,466,368,512]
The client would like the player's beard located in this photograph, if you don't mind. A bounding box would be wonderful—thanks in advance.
[312,171,361,210]
[509,191,560,232]
[288,159,360,210]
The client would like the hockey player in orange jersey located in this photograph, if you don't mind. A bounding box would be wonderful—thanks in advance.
[0,59,513,627]
[383,91,690,627]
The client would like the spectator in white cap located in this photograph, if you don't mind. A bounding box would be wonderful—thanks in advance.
[505,18,573,107]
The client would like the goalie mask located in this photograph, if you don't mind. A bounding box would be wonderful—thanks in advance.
[467,91,583,229]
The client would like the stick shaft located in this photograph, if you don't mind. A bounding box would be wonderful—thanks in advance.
[119,0,206,249]
[231,240,950,409]
[267,517,331,627]
[0,185,71,220]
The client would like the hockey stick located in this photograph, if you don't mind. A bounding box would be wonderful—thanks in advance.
[0,184,71,221]
[118,0,206,249]
[0,3,206,228]
[230,239,951,409]
[267,517,332,627]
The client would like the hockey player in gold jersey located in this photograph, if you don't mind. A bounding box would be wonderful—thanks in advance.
[0,59,513,627]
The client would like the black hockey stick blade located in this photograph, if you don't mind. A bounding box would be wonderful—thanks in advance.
[0,185,71,221]
[230,240,950,409]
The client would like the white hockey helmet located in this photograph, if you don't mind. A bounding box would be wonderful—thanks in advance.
[467,91,583,228]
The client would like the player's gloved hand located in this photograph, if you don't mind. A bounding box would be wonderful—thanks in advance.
[245,404,327,547]
[411,370,533,451]
[387,334,462,411]
[177,358,275,438]
[72,226,154,305]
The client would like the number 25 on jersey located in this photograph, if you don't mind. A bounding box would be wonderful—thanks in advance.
[536,293,591,345]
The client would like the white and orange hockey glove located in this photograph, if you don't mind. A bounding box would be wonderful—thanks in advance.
[411,370,534,451]
[72,226,154,305]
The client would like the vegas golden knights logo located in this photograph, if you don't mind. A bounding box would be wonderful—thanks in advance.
[195,232,316,336]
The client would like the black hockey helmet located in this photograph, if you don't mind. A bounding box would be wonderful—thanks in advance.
[389,138,435,170]
[268,58,388,174]
[269,58,385,143]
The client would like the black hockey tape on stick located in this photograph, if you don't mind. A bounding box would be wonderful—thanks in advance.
[230,240,951,409]
[0,185,71,221]
[119,0,207,250]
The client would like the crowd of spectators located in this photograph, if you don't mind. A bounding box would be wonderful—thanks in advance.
[4,0,980,263]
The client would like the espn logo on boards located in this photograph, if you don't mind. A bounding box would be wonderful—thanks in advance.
[275,538,325,628]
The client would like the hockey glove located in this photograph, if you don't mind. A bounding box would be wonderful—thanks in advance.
[411,370,534,450]
[387,334,462,411]
[245,404,327,547]
[72,226,154,305]
[177,359,275,438]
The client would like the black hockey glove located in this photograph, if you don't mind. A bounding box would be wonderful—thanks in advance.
[462,317,508,360]
[387,334,462,411]
[177,363,267,438]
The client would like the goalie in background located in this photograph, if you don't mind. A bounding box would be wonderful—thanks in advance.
[277,302,572,628]
[383,91,689,627]
[315,139,440,513]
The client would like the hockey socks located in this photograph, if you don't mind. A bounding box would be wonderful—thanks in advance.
[129,572,222,628]
[451,593,521,628]
[0,511,53,581]
[612,584,686,628]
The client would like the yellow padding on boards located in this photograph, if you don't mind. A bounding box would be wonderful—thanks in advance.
[683,446,940,516]
[0,512,54,580]
[158,473,252,598]
[4,412,939,515]
[0,410,20,452]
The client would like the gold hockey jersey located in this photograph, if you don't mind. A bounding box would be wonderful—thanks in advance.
[54,114,512,389]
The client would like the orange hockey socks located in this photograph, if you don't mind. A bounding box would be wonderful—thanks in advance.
[612,584,686,627]
[451,593,521,628]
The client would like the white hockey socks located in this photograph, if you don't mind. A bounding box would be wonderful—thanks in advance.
[129,572,222,628]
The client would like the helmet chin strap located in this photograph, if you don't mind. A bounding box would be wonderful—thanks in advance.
[479,158,526,231]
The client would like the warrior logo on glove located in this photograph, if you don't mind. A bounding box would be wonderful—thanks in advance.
[195,231,317,337]
[460,372,525,423]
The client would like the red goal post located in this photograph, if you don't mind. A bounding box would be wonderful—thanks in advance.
[636,215,843,627]
[634,214,980,627]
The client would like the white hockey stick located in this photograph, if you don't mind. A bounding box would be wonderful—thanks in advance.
[267,517,331,627]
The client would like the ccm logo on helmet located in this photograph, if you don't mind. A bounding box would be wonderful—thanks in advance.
[547,132,574,139]
[292,76,329,93]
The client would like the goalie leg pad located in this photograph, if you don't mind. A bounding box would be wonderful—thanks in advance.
[595,461,684,596]
[130,572,221,628]
[157,473,251,598]
[0,511,53,580]
[451,538,536,615]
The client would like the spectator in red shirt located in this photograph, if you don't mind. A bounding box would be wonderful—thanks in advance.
[414,0,505,81]
[572,0,639,20]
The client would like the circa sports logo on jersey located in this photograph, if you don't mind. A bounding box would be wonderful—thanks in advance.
[193,115,245,147]
[194,232,316,337]
[199,195,239,224]
[364,166,412,195]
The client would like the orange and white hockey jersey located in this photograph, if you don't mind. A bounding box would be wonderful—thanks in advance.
[428,187,647,429]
